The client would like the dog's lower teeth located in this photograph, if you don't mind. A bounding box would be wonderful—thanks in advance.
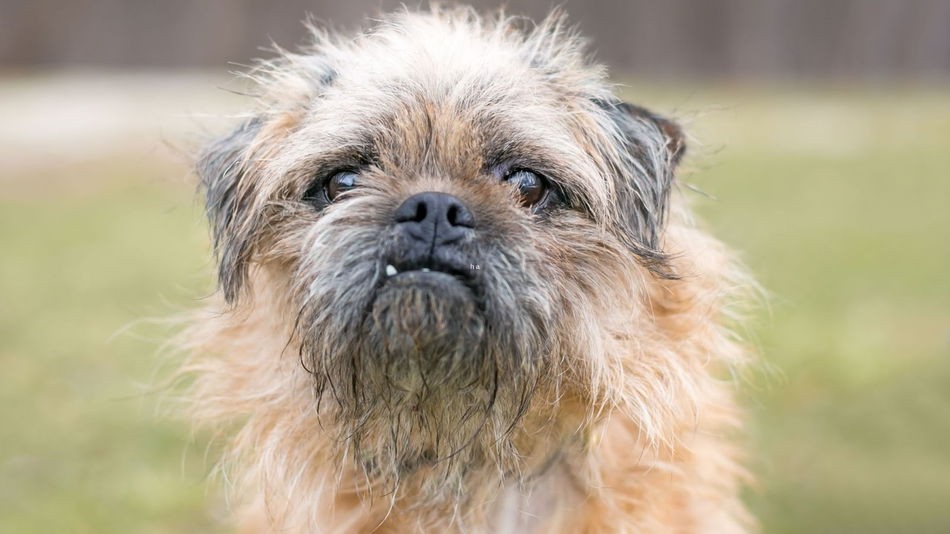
[385,265,398,277]
[422,268,430,273]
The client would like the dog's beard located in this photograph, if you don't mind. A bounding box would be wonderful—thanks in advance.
[365,272,484,387]
[290,198,557,492]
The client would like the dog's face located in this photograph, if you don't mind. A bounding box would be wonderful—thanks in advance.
[198,11,684,490]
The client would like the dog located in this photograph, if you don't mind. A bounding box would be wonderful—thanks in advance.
[181,7,756,533]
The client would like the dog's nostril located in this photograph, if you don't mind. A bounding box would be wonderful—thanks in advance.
[395,196,428,224]
[413,201,427,223]
[446,201,474,228]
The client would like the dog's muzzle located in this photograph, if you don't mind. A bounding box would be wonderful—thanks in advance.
[384,192,480,286]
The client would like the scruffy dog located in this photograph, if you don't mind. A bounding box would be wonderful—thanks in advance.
[182,7,755,533]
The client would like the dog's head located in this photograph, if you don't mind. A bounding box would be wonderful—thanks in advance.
[197,9,686,492]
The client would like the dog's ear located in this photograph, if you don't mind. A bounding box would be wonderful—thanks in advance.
[595,99,686,275]
[615,102,686,167]
[197,118,264,304]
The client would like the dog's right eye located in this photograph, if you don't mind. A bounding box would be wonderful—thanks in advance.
[502,169,552,209]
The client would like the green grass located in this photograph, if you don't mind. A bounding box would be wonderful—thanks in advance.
[0,161,217,532]
[1,86,948,532]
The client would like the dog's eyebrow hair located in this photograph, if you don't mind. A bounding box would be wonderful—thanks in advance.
[294,144,379,180]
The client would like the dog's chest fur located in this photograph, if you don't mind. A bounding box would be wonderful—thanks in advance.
[490,463,583,533]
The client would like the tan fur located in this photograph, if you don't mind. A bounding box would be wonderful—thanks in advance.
[180,7,757,533]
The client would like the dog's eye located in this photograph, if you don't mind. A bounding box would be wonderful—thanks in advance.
[324,170,359,202]
[503,169,548,207]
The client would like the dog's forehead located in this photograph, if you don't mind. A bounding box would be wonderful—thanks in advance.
[313,77,563,164]
[313,33,573,139]
[301,46,596,171]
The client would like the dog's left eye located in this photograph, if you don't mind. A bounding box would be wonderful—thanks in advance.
[304,170,359,205]
[503,169,549,208]
[325,170,360,202]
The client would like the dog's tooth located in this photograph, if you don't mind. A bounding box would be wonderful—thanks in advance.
[421,268,430,273]
[385,264,398,277]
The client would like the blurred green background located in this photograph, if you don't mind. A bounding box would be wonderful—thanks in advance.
[1,2,949,533]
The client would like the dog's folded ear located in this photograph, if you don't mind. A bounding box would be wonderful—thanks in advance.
[197,118,264,303]
[615,102,687,167]
[595,99,686,276]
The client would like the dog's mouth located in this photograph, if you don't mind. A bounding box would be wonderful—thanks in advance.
[380,255,480,294]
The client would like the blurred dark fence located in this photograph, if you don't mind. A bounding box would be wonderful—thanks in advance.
[1,0,949,80]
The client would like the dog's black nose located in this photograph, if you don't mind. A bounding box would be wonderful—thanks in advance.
[394,192,475,246]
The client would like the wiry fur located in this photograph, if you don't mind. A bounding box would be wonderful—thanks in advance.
[180,7,757,533]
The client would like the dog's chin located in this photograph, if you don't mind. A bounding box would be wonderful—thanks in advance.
[366,270,484,379]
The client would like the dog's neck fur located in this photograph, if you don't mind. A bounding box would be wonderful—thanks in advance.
[224,408,745,533]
